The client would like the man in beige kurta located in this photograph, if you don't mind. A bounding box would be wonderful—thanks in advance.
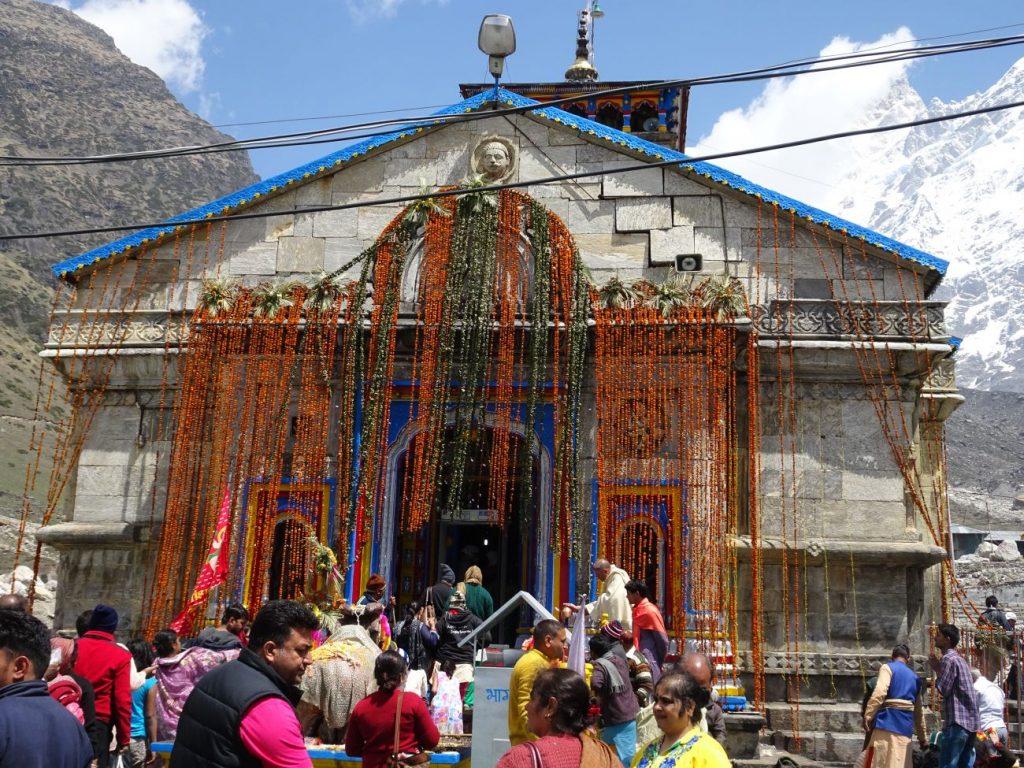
[561,559,632,630]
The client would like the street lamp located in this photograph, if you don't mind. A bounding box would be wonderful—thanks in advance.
[478,14,516,83]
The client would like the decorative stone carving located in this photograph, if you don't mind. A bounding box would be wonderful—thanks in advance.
[752,300,947,341]
[738,650,930,676]
[48,311,189,348]
[471,136,517,184]
[760,381,915,403]
[923,357,957,392]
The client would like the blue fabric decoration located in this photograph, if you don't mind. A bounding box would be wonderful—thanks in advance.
[52,87,947,279]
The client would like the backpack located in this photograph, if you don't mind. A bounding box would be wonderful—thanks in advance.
[47,674,85,725]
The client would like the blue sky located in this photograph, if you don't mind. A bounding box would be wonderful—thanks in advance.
[53,1,1024,199]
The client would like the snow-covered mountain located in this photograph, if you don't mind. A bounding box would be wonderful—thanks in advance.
[699,50,1024,392]
[828,58,1024,392]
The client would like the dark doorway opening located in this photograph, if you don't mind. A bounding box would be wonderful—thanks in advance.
[269,518,309,600]
[391,424,537,644]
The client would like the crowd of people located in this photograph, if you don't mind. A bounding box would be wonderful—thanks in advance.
[854,617,1022,768]
[0,556,728,768]
[3,558,1019,768]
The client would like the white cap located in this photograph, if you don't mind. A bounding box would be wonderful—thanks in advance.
[1006,611,1017,622]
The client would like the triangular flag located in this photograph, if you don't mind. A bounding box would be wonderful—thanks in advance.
[170,488,233,635]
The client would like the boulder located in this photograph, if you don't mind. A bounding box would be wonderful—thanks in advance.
[976,541,998,559]
[1,568,57,626]
[990,540,1023,562]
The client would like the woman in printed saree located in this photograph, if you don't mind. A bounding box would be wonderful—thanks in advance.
[631,672,730,768]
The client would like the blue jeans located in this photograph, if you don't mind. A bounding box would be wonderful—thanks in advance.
[940,725,976,768]
[601,720,638,767]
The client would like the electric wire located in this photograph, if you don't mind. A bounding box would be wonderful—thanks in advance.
[5,94,1021,244]
[3,33,1024,167]
[186,23,1024,131]
[209,103,450,129]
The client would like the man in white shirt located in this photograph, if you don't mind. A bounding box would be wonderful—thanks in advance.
[973,668,1008,744]
[561,558,632,630]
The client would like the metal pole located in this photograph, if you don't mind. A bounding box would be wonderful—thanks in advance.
[1015,626,1021,749]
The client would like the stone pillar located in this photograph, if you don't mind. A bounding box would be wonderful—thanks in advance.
[35,351,174,634]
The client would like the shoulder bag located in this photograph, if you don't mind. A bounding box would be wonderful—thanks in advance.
[526,741,544,768]
[386,688,431,767]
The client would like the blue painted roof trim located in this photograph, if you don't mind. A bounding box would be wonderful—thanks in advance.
[53,86,948,278]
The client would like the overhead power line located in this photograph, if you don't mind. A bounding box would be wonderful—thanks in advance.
[3,33,1024,168]
[4,95,1022,243]
[188,23,1024,132]
[209,104,451,130]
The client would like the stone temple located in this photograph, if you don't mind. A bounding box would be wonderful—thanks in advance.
[30,58,961,761]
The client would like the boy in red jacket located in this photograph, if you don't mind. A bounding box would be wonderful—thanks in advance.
[73,604,131,767]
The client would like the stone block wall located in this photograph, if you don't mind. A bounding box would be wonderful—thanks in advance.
[62,112,926,316]
[41,112,954,663]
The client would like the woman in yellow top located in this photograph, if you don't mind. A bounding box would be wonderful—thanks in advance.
[631,672,730,768]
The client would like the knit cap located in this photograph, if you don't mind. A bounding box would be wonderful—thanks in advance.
[86,604,118,633]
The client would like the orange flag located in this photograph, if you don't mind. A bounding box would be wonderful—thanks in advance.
[170,489,233,635]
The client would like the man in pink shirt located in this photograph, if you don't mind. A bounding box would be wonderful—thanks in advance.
[171,600,319,768]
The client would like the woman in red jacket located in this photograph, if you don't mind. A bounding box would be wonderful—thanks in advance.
[345,651,440,768]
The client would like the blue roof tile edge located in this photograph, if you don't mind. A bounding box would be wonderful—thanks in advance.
[53,85,948,279]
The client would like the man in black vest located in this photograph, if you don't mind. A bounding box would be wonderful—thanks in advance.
[172,600,318,767]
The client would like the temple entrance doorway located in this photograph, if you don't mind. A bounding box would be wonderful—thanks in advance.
[268,518,310,600]
[389,423,538,644]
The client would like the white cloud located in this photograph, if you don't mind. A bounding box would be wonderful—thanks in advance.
[60,0,208,93]
[692,28,918,210]
[197,91,221,121]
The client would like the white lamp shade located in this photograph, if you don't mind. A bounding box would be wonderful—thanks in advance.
[478,14,516,57]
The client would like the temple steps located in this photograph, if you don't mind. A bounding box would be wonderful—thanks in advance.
[767,728,866,765]
[764,702,865,734]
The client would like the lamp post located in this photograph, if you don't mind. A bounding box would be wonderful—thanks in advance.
[587,1,604,69]
[478,14,516,90]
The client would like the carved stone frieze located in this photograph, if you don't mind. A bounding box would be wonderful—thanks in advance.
[759,380,915,403]
[752,300,947,341]
[47,311,189,348]
[738,651,930,676]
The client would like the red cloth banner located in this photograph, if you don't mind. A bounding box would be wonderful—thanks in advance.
[170,489,232,634]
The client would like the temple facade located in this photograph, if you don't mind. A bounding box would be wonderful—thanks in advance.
[33,84,961,760]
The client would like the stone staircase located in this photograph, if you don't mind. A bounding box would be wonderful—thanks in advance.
[763,702,868,764]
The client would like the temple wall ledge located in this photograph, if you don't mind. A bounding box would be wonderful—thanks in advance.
[34,522,151,550]
[730,536,947,564]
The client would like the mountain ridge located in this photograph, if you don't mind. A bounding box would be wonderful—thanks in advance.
[827,57,1024,391]
[0,0,258,556]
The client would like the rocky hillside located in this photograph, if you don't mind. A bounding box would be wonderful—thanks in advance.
[0,0,258,564]
[946,388,1024,527]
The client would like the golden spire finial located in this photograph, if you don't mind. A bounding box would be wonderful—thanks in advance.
[565,7,599,82]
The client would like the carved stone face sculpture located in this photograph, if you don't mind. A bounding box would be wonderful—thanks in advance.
[471,137,516,183]
[481,142,510,178]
